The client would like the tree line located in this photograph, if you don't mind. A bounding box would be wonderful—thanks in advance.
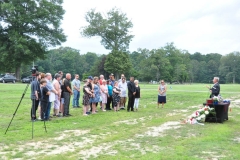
[1,2,239,84]
[28,43,239,84]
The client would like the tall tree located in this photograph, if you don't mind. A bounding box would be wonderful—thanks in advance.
[81,7,134,75]
[0,0,66,79]
[219,52,240,83]
[104,50,132,79]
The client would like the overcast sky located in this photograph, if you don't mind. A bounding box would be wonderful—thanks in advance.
[60,0,240,55]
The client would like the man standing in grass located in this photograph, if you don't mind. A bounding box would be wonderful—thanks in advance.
[127,77,136,112]
[72,74,81,108]
[45,73,58,120]
[63,73,73,116]
[30,72,41,121]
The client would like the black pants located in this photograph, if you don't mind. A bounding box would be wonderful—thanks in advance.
[31,99,39,120]
[127,94,135,111]
[63,92,70,115]
[106,95,113,109]
[41,101,48,120]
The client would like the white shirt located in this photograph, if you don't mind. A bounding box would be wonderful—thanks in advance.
[118,81,127,97]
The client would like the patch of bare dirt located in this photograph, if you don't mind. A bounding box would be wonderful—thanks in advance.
[136,121,181,137]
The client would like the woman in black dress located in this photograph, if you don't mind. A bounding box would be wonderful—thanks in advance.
[112,81,121,112]
[82,79,93,115]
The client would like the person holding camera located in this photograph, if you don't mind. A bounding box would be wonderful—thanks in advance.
[30,72,41,121]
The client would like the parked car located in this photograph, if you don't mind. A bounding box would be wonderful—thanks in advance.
[0,74,17,83]
[21,76,33,83]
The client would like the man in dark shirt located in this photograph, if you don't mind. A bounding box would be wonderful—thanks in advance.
[127,77,136,111]
[63,73,73,116]
[30,72,41,121]
[207,77,220,98]
[40,79,50,120]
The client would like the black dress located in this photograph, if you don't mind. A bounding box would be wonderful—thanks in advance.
[82,85,91,106]
[112,87,121,107]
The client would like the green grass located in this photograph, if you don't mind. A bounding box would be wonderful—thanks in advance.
[0,83,240,159]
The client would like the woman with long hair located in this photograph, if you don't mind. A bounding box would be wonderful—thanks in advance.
[100,80,108,111]
[89,77,100,114]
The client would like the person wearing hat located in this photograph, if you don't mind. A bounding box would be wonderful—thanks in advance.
[110,73,115,87]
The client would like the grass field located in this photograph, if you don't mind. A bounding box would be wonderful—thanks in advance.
[0,83,240,160]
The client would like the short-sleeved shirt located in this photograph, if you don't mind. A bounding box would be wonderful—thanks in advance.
[40,86,49,102]
[99,79,103,85]
[72,78,80,91]
[118,81,127,97]
[107,85,113,96]
[46,79,53,91]
[63,78,72,92]
[110,80,115,87]
[87,82,92,91]
[31,80,40,99]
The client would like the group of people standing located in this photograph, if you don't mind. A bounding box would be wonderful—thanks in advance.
[81,74,141,115]
[30,71,74,121]
[30,72,142,121]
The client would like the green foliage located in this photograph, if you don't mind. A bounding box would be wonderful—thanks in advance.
[36,47,100,79]
[104,50,132,78]
[0,0,66,78]
[81,7,134,52]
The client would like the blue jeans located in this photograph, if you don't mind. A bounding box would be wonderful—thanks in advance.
[45,102,52,119]
[72,90,80,107]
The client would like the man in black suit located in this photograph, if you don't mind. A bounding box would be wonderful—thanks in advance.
[207,77,220,98]
[127,77,136,111]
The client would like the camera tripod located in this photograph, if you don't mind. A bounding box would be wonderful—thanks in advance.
[5,70,47,139]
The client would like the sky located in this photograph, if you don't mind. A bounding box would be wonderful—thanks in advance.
[60,0,240,55]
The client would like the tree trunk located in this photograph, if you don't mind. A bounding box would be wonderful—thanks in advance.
[15,66,21,81]
[233,74,235,84]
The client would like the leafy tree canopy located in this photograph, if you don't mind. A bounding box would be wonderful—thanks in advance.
[0,0,66,79]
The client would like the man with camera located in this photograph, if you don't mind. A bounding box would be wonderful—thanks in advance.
[30,72,41,121]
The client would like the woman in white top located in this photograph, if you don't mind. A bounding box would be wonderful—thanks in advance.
[157,80,167,108]
[100,80,108,111]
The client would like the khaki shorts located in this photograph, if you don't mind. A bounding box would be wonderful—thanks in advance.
[120,97,127,105]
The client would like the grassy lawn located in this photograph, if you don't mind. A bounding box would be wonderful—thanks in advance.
[0,83,240,160]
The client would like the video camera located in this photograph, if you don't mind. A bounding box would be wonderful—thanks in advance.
[31,65,38,76]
